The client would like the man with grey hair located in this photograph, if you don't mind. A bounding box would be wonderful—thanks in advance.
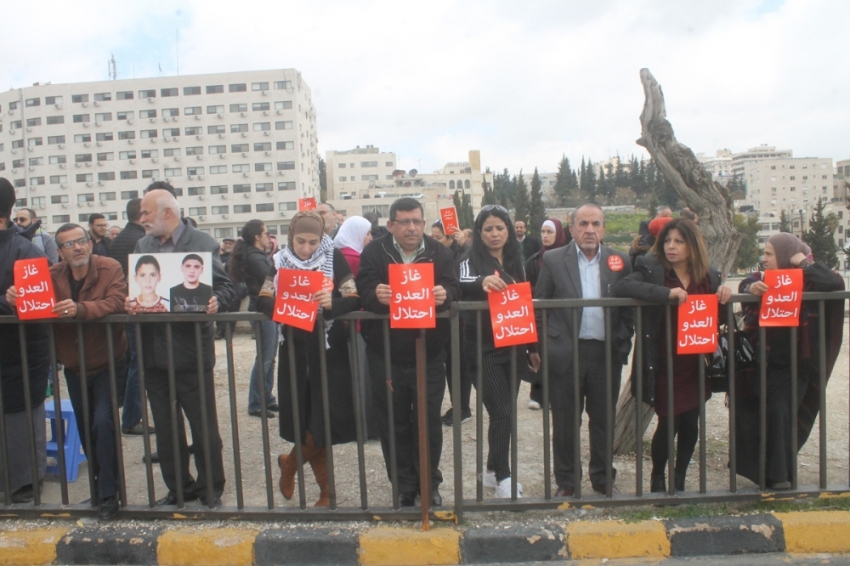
[126,183,235,508]
[14,207,58,264]
[316,202,339,238]
[657,206,673,218]
[532,202,634,498]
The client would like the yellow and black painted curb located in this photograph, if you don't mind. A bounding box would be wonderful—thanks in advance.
[2,511,850,565]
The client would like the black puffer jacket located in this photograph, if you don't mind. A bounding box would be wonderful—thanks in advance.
[242,246,274,312]
[0,224,50,413]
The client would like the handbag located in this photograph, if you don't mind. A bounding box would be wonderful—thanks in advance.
[705,319,757,393]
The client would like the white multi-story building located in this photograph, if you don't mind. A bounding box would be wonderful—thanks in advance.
[326,146,397,201]
[697,149,733,180]
[741,156,834,216]
[731,144,793,177]
[0,69,318,240]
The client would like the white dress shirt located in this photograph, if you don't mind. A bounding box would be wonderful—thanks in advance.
[576,243,605,340]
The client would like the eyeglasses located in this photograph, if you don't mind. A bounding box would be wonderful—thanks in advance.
[391,218,426,227]
[14,217,28,223]
[59,237,90,250]
[481,205,508,213]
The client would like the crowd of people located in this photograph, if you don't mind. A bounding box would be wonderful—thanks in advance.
[0,174,844,518]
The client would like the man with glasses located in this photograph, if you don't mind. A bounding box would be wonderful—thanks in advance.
[316,202,339,238]
[7,223,127,519]
[357,197,460,507]
[88,213,112,258]
[14,208,58,264]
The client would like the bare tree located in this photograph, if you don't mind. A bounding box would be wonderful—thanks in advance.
[614,69,744,455]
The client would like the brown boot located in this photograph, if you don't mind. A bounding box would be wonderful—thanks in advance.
[278,451,297,499]
[310,446,331,507]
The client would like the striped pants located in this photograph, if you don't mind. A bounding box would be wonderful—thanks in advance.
[477,343,519,482]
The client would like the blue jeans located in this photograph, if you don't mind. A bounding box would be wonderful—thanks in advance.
[248,319,278,412]
[121,323,141,429]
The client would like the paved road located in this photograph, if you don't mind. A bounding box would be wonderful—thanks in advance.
[500,555,850,565]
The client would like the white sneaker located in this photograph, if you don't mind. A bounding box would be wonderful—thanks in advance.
[495,477,522,498]
[528,400,541,410]
[482,469,497,488]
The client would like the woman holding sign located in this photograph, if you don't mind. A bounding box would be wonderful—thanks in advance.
[737,232,843,490]
[257,211,360,507]
[614,218,731,493]
[458,205,538,498]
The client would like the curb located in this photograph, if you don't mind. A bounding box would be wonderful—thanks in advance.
[3,510,850,564]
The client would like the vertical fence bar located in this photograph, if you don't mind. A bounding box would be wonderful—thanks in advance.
[604,308,613,498]
[223,320,245,510]
[105,325,128,508]
[634,308,643,497]
[450,308,463,521]
[572,310,581,500]
[74,323,96,505]
[253,318,274,510]
[134,321,157,508]
[0,334,11,504]
[817,300,827,490]
[348,320,368,510]
[317,319,337,510]
[475,311,484,503]
[193,322,215,508]
[510,346,519,501]
[758,327,767,491]
[164,323,186,507]
[415,329,430,528]
[541,309,551,500]
[726,302,737,494]
[665,306,674,496]
[285,326,307,509]
[382,319,398,509]
[790,327,798,491]
[48,324,69,505]
[698,354,706,495]
[17,325,41,507]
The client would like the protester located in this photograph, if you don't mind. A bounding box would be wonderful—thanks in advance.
[257,211,360,507]
[88,213,112,257]
[0,177,49,504]
[228,220,279,418]
[737,232,844,490]
[127,186,234,508]
[515,220,541,263]
[334,216,373,277]
[459,205,538,497]
[532,203,634,497]
[316,202,339,238]
[357,197,460,507]
[614,218,730,492]
[13,208,58,264]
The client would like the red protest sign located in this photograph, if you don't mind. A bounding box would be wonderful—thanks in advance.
[759,269,803,327]
[439,207,460,235]
[272,268,324,331]
[677,294,718,355]
[488,282,537,347]
[298,197,317,211]
[14,257,58,320]
[389,263,435,329]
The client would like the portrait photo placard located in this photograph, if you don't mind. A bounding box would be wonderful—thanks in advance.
[127,252,214,313]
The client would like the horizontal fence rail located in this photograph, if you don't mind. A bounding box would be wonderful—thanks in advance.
[0,291,847,521]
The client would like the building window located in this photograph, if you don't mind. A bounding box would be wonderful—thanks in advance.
[99,191,116,201]
[188,186,205,196]
[49,155,67,164]
[118,131,136,140]
[51,194,68,203]
[78,193,95,203]
[71,94,89,103]
[161,88,178,97]
[139,109,157,119]
[231,143,249,153]
[256,203,273,212]
[26,98,41,107]
[29,157,43,167]
[184,126,201,135]
[276,141,294,150]
[274,101,292,110]
[214,228,233,238]
[232,164,250,173]
[361,175,379,181]
[253,122,270,131]
[141,149,158,158]
[233,184,250,193]
[252,82,269,91]
[212,205,229,214]
[11,139,24,149]
[48,135,66,145]
[361,161,378,167]
[46,96,63,105]
[187,166,204,176]
[96,152,114,161]
[94,92,111,102]
[254,142,271,151]
[206,84,224,94]
[252,102,270,111]
[274,81,292,90]
[76,174,93,182]
[95,112,112,122]
[140,129,157,138]
[229,83,247,93]
[163,128,180,137]
[121,190,138,199]
[73,114,91,123]
[185,146,203,156]
[164,168,182,177]
[96,132,114,142]
[208,125,225,134]
[189,207,207,216]
[116,111,134,120]
[277,161,295,170]
[142,169,159,179]
[207,104,224,114]
[183,86,201,96]
[234,204,251,213]
[278,181,295,191]
[116,91,134,100]
[385,161,394,167]
[278,201,297,211]
[98,172,115,181]
[139,89,156,99]
[27,117,42,127]
[28,137,43,147]
[210,185,228,194]
[53,215,71,224]
[275,121,293,130]
[255,183,272,192]
[120,171,138,180]
[230,103,247,113]
[29,177,45,186]
[254,162,272,172]
[210,165,227,174]
[208,145,226,154]
[49,175,67,185]
[75,154,93,163]
[231,123,248,133]
[162,108,179,117]
[184,106,202,115]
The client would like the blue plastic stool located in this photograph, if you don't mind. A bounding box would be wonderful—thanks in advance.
[44,399,86,482]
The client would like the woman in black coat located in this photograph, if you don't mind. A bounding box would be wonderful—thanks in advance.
[737,232,844,490]
[257,211,360,507]
[614,218,730,493]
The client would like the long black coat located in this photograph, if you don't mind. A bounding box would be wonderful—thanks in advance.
[260,248,361,448]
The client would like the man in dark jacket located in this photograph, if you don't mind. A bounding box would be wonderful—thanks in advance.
[127,186,235,508]
[356,197,460,507]
[515,220,541,263]
[0,177,49,503]
[109,198,151,436]
[88,213,111,257]
[14,208,59,264]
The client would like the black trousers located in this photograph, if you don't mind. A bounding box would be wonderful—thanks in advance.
[65,365,123,501]
[479,346,518,482]
[445,333,472,413]
[368,348,446,495]
[651,407,700,477]
[145,368,225,500]
[550,340,621,490]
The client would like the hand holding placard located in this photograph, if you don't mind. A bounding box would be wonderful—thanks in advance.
[677,294,717,354]
[759,269,803,327]
[488,282,537,347]
[273,268,324,331]
[389,264,435,328]
[439,207,460,235]
[13,258,58,320]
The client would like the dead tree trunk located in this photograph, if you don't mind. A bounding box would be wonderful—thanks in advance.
[613,68,744,455]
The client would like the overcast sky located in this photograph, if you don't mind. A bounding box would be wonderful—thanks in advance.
[3,0,847,174]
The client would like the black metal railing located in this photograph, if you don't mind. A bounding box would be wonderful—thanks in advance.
[0,291,847,521]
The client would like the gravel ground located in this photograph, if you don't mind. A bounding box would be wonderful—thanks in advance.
[36,281,850,514]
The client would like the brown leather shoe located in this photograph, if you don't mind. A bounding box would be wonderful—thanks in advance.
[554,486,574,497]
[310,447,331,507]
[278,453,297,500]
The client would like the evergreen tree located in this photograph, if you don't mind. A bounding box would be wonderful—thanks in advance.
[493,168,516,207]
[583,159,597,202]
[452,190,474,230]
[603,162,616,203]
[733,213,761,272]
[514,170,530,225]
[318,157,327,201]
[803,200,839,268]
[614,155,626,192]
[779,209,792,233]
[480,179,497,206]
[529,168,546,237]
[597,167,607,204]
[553,155,574,206]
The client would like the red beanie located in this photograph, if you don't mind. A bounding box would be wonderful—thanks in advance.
[648,216,672,237]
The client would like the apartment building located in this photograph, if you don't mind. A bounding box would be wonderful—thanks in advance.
[731,144,792,177]
[0,69,318,240]
[741,156,834,215]
[697,149,733,179]
[325,145,397,200]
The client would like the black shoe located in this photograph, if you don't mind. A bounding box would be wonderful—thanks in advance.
[157,491,199,506]
[555,486,575,497]
[123,422,155,435]
[399,491,416,507]
[267,403,279,413]
[650,474,666,493]
[248,409,276,418]
[460,409,472,424]
[142,451,160,464]
[200,495,222,508]
[430,488,442,507]
[10,480,43,504]
[674,471,686,492]
[440,409,452,427]
[98,496,119,520]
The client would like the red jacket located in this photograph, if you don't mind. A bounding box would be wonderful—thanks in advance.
[50,254,128,376]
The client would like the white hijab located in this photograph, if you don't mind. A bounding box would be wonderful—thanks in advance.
[333,216,372,253]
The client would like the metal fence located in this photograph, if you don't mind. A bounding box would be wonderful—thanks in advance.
[0,291,848,521]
